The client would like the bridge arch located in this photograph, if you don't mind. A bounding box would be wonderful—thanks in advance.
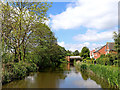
[66,56,82,62]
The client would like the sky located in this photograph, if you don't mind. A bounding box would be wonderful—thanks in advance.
[46,0,119,52]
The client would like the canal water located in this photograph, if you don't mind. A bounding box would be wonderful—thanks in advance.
[2,63,112,88]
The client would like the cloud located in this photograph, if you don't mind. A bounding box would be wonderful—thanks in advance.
[50,0,118,30]
[58,42,90,51]
[58,41,65,47]
[58,41,103,51]
[73,29,117,42]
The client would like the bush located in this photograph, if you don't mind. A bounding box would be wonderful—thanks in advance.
[113,60,118,66]
[2,71,13,84]
[80,64,87,71]
[26,63,38,72]
[83,59,86,63]
[96,57,111,65]
[12,63,28,79]
[86,57,91,60]
[2,61,38,84]
[86,60,93,64]
[96,53,118,66]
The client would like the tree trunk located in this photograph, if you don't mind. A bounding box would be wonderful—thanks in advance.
[17,47,21,62]
[23,48,25,61]
[14,48,18,62]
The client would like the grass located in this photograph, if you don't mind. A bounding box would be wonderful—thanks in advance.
[75,62,119,89]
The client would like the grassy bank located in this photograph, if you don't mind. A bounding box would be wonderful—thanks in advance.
[75,62,119,89]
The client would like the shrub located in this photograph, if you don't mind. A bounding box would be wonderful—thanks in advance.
[2,71,13,84]
[96,57,111,65]
[86,60,92,64]
[26,63,38,72]
[86,57,91,60]
[96,53,118,66]
[2,61,39,84]
[12,63,27,79]
[80,64,87,71]
[113,60,118,66]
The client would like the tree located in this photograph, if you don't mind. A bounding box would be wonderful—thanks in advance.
[1,2,52,62]
[113,32,120,60]
[26,23,67,68]
[73,50,79,56]
[80,47,90,59]
[66,50,72,56]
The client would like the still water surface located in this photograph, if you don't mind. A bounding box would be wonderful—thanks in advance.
[2,63,111,88]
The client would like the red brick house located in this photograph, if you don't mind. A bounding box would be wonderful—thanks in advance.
[90,42,117,60]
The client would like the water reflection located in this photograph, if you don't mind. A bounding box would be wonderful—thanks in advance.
[2,63,114,88]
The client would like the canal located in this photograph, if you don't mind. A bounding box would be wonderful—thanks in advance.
[2,63,112,88]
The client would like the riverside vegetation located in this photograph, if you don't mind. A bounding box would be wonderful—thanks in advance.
[74,31,120,88]
[75,62,120,89]
[74,41,120,89]
[1,2,67,84]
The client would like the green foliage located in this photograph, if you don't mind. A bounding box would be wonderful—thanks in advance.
[113,32,120,66]
[2,1,52,62]
[86,60,93,64]
[113,32,120,53]
[2,71,13,84]
[82,59,86,63]
[26,63,38,72]
[25,23,67,68]
[89,64,119,88]
[96,57,109,65]
[1,2,68,84]
[83,57,95,64]
[2,62,38,84]
[73,60,76,65]
[13,63,28,79]
[86,57,91,60]
[113,60,118,66]
[66,50,72,56]
[80,64,88,71]
[73,50,79,56]
[80,47,90,59]
[75,61,119,88]
[96,53,118,66]
[1,1,70,87]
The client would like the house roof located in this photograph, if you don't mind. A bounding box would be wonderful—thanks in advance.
[93,42,115,53]
[94,45,106,53]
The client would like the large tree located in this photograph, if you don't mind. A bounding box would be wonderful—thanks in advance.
[80,47,90,59]
[1,2,52,62]
[26,23,67,67]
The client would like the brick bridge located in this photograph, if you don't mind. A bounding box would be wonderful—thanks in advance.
[66,56,82,62]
